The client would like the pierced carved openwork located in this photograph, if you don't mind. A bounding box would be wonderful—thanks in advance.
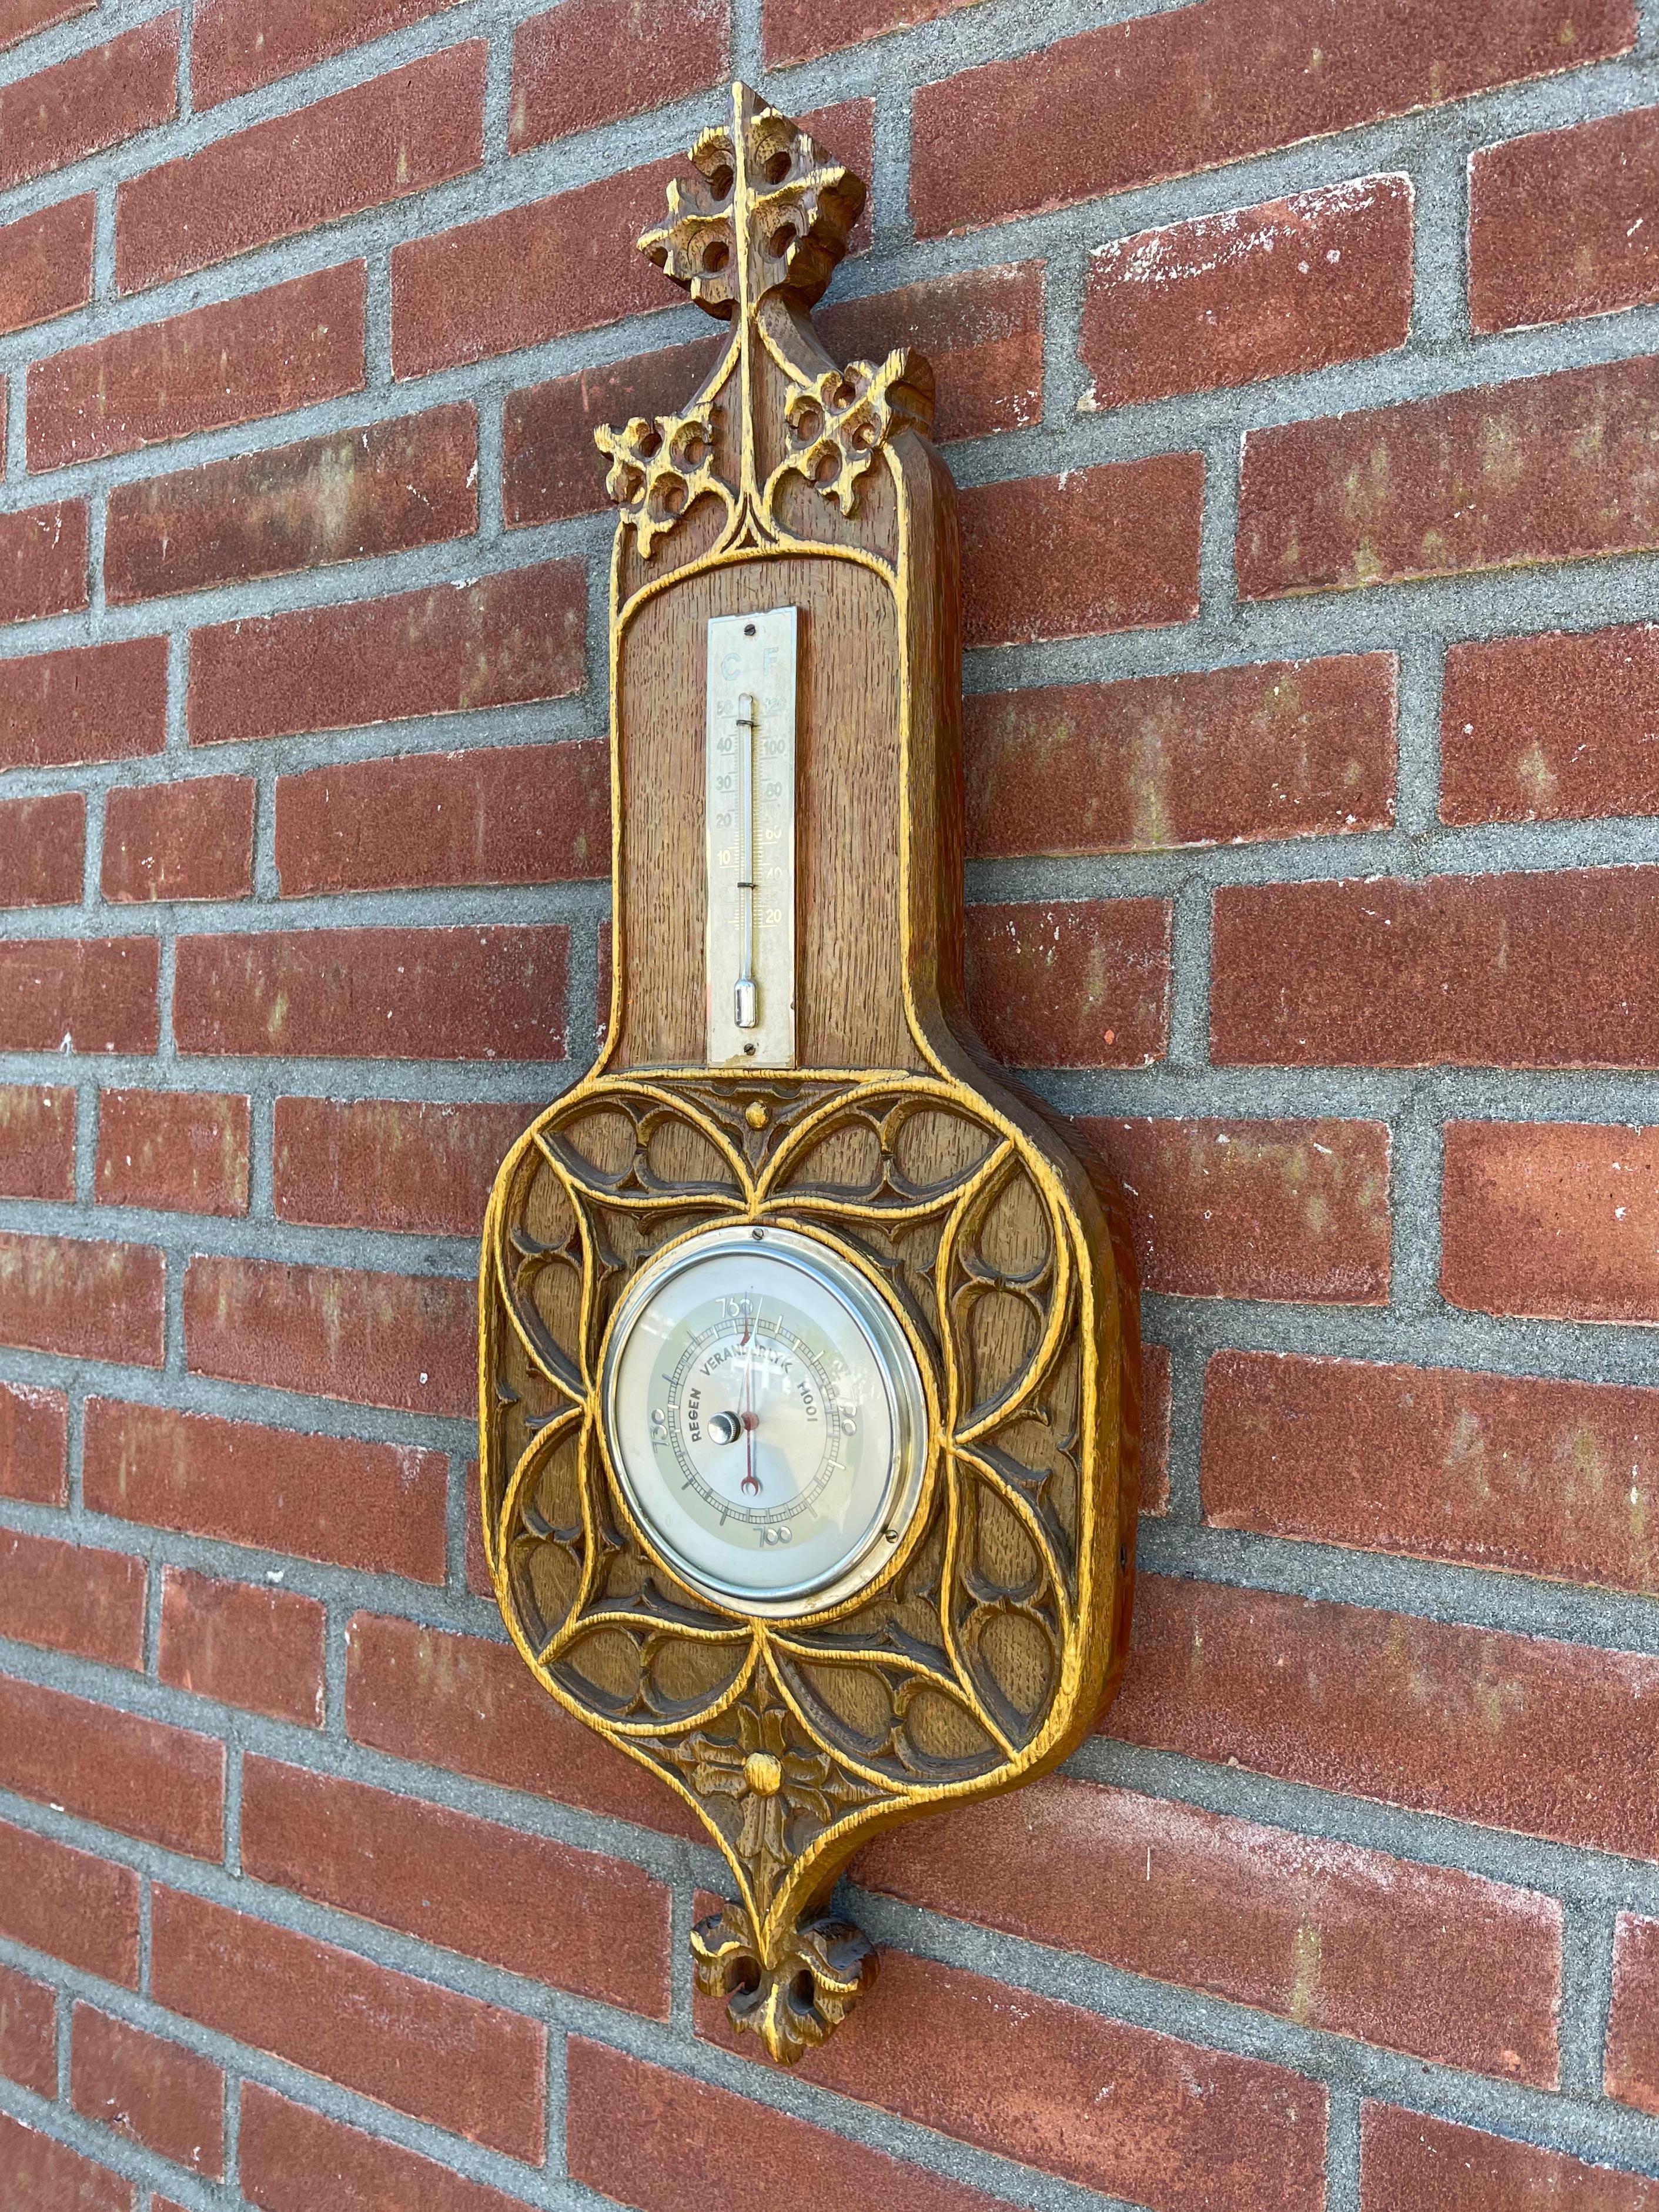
[483,1072,1122,2056]
[479,82,1137,2068]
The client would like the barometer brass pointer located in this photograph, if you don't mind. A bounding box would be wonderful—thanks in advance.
[479,82,1140,2064]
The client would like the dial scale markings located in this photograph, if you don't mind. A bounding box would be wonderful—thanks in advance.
[601,1224,927,1613]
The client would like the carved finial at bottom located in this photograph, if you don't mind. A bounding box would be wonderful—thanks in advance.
[691,1902,879,2065]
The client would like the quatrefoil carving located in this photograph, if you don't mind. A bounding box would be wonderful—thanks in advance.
[593,407,724,557]
[784,352,935,517]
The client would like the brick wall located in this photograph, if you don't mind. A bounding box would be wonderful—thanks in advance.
[2,0,1659,2206]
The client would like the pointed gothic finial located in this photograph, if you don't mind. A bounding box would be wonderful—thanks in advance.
[638,81,865,320]
[594,80,931,558]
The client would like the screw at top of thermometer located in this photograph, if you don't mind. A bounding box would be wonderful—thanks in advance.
[734,690,758,1030]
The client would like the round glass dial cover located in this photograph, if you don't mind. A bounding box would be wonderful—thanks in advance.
[601,1225,928,1614]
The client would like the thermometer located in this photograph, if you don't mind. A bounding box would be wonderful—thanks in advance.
[704,607,797,1066]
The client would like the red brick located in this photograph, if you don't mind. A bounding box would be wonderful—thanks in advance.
[962,456,1202,648]
[0,497,87,624]
[176,924,567,1063]
[95,1090,250,1217]
[0,1818,139,1985]
[0,16,176,197]
[0,0,91,51]
[150,1886,546,2161]
[0,936,158,1055]
[0,2115,133,2212]
[1083,175,1412,409]
[570,2040,1013,2212]
[1109,1574,1659,1862]
[276,737,605,898]
[243,1758,672,2016]
[700,1946,1325,2212]
[856,1772,1560,2082]
[188,561,586,746]
[0,638,168,772]
[102,777,255,903]
[0,1676,222,1858]
[511,0,728,152]
[28,263,366,471]
[274,1097,533,1234]
[764,0,968,63]
[346,1610,701,1837]
[1610,1915,1659,2114]
[0,1527,145,1671]
[0,792,84,909]
[240,2084,535,2212]
[1140,1341,1172,1515]
[965,899,1170,1067]
[911,0,1633,237]
[823,262,1044,443]
[0,194,92,336]
[0,1380,67,1505]
[1239,356,1659,598]
[393,102,869,377]
[504,336,724,526]
[83,1398,447,1582]
[193,0,459,105]
[1363,2106,1659,2211]
[1443,1120,1659,1324]
[0,1230,164,1364]
[71,2006,224,2179]
[183,1254,474,1418]
[1205,1351,1659,1594]
[121,48,486,297]
[1442,622,1659,826]
[1213,869,1659,1068]
[159,1567,326,1728]
[1081,1118,1390,1304]
[1472,105,1659,334]
[966,654,1395,858]
[0,1963,55,2096]
[0,1083,74,1200]
[106,404,479,605]
[394,157,692,378]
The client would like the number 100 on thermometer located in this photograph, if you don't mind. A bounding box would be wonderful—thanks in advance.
[704,606,797,1068]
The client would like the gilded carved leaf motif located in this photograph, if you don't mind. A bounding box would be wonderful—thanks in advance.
[638,99,862,315]
[782,352,935,517]
[593,407,725,557]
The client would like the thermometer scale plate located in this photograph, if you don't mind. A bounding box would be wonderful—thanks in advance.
[704,605,797,1067]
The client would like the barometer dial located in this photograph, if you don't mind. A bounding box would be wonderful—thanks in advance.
[601,1223,927,1614]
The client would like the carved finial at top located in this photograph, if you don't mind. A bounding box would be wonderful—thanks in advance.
[596,81,932,567]
[640,82,864,320]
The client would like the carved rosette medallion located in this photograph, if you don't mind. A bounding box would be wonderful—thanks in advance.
[479,85,1139,2066]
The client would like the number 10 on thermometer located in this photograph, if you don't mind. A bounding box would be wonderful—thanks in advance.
[704,606,797,1067]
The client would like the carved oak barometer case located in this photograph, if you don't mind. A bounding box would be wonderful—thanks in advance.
[479,84,1140,2064]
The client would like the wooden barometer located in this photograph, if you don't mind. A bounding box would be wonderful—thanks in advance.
[479,83,1140,2064]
